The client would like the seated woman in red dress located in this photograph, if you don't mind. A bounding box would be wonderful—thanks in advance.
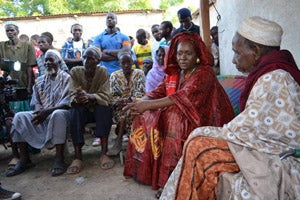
[123,32,235,194]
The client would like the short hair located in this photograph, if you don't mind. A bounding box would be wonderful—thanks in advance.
[117,50,131,60]
[136,29,146,36]
[70,23,82,33]
[161,21,173,30]
[151,24,159,29]
[41,32,54,45]
[19,34,29,41]
[30,34,39,41]
[210,26,218,33]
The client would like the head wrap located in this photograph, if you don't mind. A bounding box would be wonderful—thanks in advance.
[177,8,191,19]
[237,16,283,47]
[4,21,18,29]
[142,58,153,64]
[87,46,102,59]
[164,32,213,75]
[45,49,62,62]
[164,32,213,95]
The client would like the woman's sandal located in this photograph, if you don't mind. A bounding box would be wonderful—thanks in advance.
[51,159,67,177]
[66,159,83,175]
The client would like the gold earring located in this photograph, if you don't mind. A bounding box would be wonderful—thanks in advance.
[196,58,201,64]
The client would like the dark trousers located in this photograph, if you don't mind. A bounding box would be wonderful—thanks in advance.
[70,104,112,146]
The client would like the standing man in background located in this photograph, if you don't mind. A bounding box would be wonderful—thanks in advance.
[133,29,152,69]
[93,12,131,75]
[172,8,200,37]
[61,23,87,70]
[150,24,162,61]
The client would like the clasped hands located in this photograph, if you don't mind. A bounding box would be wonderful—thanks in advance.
[74,86,93,104]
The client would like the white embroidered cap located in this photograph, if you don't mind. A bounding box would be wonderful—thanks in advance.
[237,16,283,47]
[45,49,62,62]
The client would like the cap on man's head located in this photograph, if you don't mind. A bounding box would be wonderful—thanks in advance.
[177,8,191,19]
[142,58,153,64]
[87,46,102,59]
[4,21,18,29]
[237,16,283,47]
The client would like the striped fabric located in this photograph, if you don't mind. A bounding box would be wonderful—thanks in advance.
[217,75,246,116]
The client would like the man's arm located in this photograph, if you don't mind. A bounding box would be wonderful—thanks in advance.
[26,66,33,94]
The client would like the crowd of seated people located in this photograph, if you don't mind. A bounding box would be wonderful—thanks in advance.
[1,7,299,200]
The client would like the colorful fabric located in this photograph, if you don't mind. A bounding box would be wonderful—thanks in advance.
[161,52,300,199]
[31,70,70,109]
[217,75,246,116]
[145,60,166,93]
[146,46,168,93]
[133,40,152,68]
[60,38,87,59]
[110,69,145,134]
[93,30,130,75]
[175,136,239,200]
[124,65,235,189]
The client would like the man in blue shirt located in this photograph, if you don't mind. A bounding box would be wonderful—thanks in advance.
[93,12,131,75]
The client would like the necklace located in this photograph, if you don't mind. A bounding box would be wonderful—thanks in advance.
[183,66,198,79]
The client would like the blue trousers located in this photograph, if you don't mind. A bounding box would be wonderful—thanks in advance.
[70,104,112,146]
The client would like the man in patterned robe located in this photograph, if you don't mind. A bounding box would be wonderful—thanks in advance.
[6,50,70,177]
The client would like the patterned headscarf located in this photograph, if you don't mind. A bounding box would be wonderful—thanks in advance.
[164,32,213,95]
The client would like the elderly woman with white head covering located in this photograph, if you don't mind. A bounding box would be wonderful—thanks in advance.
[7,49,71,177]
[161,16,300,200]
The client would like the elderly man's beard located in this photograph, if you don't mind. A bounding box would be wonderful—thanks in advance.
[46,68,57,76]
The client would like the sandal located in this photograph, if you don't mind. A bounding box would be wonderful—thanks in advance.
[51,159,67,177]
[67,159,83,175]
[100,155,115,170]
[5,160,35,177]
[7,158,20,170]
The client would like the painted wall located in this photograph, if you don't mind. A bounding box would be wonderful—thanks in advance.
[0,11,164,49]
[217,0,300,75]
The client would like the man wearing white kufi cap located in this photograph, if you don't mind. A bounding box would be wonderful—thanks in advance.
[7,49,71,177]
[160,16,300,200]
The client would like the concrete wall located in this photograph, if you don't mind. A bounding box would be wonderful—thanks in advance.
[0,11,164,49]
[217,0,300,75]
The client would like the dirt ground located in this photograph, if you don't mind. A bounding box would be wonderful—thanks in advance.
[0,131,157,200]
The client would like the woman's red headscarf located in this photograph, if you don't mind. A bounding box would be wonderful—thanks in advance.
[164,32,214,95]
